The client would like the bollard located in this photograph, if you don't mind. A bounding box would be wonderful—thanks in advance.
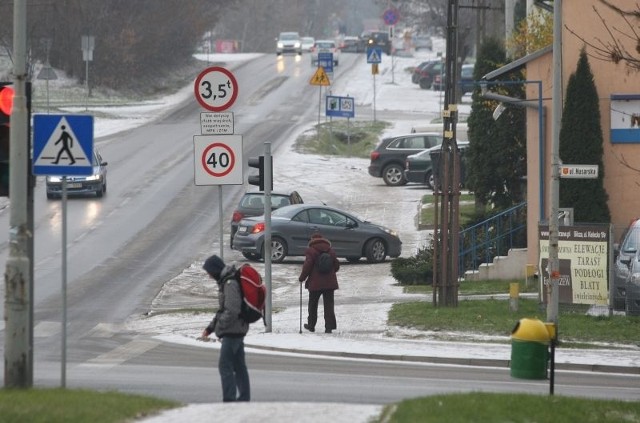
[509,282,519,312]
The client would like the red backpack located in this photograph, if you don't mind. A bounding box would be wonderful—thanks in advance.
[236,264,266,324]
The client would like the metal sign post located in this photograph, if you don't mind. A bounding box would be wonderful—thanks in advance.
[263,143,273,332]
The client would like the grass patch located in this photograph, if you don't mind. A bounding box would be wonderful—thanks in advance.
[379,392,640,423]
[402,278,539,295]
[294,119,390,158]
[0,388,178,423]
[388,297,639,346]
[420,193,481,227]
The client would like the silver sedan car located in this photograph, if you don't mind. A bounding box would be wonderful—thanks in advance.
[232,204,402,263]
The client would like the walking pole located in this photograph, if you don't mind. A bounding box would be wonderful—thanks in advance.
[299,281,302,334]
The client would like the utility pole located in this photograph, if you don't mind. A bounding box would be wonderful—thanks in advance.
[5,0,32,388]
[433,0,460,307]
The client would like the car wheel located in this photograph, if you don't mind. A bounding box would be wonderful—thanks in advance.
[626,292,640,316]
[426,170,435,190]
[365,238,387,263]
[96,185,104,198]
[419,78,431,89]
[265,236,287,263]
[46,192,54,200]
[242,252,261,261]
[382,164,407,186]
[346,256,360,263]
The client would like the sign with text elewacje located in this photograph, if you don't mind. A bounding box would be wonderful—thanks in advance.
[538,224,610,306]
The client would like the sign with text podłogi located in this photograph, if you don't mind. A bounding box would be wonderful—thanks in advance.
[538,224,610,306]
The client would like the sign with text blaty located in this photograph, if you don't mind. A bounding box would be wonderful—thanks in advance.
[538,224,610,306]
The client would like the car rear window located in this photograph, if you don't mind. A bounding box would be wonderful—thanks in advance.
[621,224,640,253]
[315,42,335,49]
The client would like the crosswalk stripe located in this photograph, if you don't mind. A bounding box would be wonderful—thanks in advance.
[82,339,160,368]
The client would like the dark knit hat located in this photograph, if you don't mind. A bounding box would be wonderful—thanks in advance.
[203,255,225,280]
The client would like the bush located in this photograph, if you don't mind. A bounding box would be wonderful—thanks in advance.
[391,245,434,285]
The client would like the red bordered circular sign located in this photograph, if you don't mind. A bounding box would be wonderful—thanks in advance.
[194,66,239,112]
[201,142,236,177]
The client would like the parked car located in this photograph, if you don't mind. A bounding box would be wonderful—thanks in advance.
[411,60,438,84]
[613,218,640,311]
[417,60,444,90]
[368,132,443,186]
[413,35,433,51]
[276,31,302,56]
[230,191,303,249]
[232,203,402,263]
[340,35,361,53]
[300,36,315,52]
[46,149,108,199]
[310,39,339,67]
[361,30,391,55]
[431,64,475,95]
[404,141,469,189]
[623,250,640,315]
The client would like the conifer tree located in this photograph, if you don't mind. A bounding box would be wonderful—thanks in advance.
[467,38,526,210]
[559,48,611,223]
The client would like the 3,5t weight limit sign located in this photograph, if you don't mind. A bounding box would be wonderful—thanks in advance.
[194,66,239,112]
[193,135,243,185]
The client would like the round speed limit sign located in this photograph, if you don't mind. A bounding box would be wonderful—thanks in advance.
[194,66,239,112]
[193,135,243,185]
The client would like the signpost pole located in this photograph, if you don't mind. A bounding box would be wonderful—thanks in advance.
[61,178,68,388]
[218,186,224,261]
[264,143,272,333]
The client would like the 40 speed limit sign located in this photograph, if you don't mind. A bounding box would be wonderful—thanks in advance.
[193,135,243,185]
[194,66,239,112]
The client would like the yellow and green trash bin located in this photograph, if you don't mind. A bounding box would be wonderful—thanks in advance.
[510,318,553,379]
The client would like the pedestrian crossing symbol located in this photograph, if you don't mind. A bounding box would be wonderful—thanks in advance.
[310,67,331,86]
[33,114,94,176]
[366,47,382,64]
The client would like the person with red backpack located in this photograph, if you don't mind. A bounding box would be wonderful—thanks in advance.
[299,232,340,334]
[201,255,250,402]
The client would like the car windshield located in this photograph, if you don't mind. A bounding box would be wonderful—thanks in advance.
[280,33,298,40]
[315,42,334,49]
[622,225,640,253]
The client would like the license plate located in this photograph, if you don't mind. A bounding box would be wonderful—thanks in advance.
[238,226,248,234]
[67,183,82,188]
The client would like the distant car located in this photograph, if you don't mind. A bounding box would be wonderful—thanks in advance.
[417,60,444,90]
[413,35,433,51]
[340,36,361,53]
[300,36,315,52]
[613,218,640,311]
[361,30,391,55]
[411,60,438,84]
[310,39,339,67]
[404,141,469,189]
[46,149,108,199]
[232,203,402,263]
[432,64,475,95]
[368,133,443,186]
[230,191,303,249]
[276,31,302,56]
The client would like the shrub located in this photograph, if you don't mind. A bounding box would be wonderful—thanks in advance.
[391,245,434,285]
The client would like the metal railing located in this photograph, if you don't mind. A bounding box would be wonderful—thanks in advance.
[458,202,527,275]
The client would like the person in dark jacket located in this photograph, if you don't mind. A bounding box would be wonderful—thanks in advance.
[298,232,340,333]
[201,255,250,402]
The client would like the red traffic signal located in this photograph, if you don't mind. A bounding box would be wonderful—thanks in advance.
[0,84,14,116]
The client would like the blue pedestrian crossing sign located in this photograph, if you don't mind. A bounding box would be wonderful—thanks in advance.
[366,47,382,64]
[33,114,94,176]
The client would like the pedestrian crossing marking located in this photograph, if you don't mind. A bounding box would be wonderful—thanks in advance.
[34,116,91,167]
[82,339,160,368]
[310,67,331,86]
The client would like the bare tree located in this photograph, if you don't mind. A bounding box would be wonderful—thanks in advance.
[566,0,640,71]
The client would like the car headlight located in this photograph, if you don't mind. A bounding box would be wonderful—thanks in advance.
[294,42,301,48]
[383,228,399,237]
[84,174,101,181]
[47,176,62,183]
[277,42,284,48]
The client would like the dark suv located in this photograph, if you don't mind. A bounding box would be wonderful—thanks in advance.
[230,191,303,248]
[368,133,443,186]
[613,218,640,312]
[361,30,391,55]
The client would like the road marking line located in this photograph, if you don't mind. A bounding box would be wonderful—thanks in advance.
[34,321,61,337]
[83,339,160,368]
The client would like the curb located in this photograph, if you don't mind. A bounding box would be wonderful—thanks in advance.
[245,343,640,375]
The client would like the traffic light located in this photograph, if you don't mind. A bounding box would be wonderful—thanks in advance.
[0,83,14,196]
[248,155,273,191]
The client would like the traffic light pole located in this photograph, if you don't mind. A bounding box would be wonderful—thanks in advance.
[5,0,32,388]
[263,143,272,333]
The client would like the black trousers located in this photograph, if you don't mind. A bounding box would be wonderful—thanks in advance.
[307,289,337,331]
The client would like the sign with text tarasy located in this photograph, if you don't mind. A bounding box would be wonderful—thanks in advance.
[538,224,610,306]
